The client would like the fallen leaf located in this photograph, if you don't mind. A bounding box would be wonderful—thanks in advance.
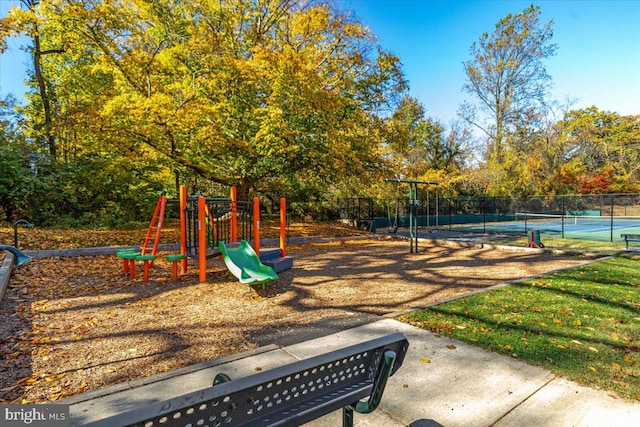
[1,384,20,393]
[419,357,431,364]
[446,345,456,350]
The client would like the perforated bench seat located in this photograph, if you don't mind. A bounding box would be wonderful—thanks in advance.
[70,333,409,427]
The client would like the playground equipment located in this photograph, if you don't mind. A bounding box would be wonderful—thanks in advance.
[136,254,157,280]
[12,219,33,249]
[117,249,140,278]
[386,182,401,234]
[0,245,33,267]
[141,192,167,256]
[218,240,279,289]
[129,186,291,283]
[384,178,438,253]
[528,229,544,248]
[179,186,292,283]
[165,254,187,280]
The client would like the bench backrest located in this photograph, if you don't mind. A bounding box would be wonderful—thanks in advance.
[621,234,640,239]
[83,333,409,427]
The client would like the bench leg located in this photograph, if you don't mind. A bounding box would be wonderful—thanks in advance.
[343,406,355,427]
[129,260,135,279]
[342,349,397,427]
[213,373,231,386]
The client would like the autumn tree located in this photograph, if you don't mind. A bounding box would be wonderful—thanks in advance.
[514,99,574,194]
[383,96,471,196]
[0,96,31,221]
[387,96,470,173]
[461,4,556,194]
[0,0,68,159]
[2,0,406,202]
[555,107,640,193]
[385,96,438,178]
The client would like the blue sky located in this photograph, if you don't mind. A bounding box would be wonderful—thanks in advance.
[2,0,639,125]
[338,0,640,123]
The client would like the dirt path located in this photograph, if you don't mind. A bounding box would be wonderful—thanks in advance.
[0,238,589,403]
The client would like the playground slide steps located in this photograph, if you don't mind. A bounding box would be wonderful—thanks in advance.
[259,247,294,273]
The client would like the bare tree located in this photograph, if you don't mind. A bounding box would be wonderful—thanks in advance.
[462,4,556,163]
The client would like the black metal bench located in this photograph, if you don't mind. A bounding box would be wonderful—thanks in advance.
[621,234,640,250]
[75,333,409,427]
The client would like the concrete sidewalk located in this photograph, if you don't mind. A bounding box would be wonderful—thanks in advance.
[305,319,640,427]
[66,318,639,427]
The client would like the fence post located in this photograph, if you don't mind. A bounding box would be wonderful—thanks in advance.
[481,197,486,234]
[561,195,565,238]
[610,197,614,242]
[253,197,260,256]
[280,198,287,257]
[230,187,237,242]
[524,198,528,234]
[435,185,439,227]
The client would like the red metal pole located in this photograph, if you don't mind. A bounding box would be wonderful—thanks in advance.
[280,198,286,257]
[253,197,260,257]
[179,185,188,273]
[198,195,207,283]
[129,259,135,279]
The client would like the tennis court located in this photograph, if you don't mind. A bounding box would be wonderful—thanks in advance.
[448,213,640,242]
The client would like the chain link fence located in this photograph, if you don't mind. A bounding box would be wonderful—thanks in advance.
[338,194,640,242]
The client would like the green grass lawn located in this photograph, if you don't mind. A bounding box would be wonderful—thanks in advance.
[398,255,640,401]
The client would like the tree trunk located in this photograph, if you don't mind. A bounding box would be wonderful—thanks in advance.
[32,21,57,160]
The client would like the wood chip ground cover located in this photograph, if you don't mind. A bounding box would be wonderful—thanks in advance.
[1,235,586,403]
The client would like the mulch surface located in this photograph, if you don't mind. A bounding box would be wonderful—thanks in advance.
[1,228,589,404]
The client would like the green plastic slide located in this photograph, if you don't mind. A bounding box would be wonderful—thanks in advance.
[218,240,278,286]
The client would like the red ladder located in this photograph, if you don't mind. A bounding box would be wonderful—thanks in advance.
[141,192,167,256]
